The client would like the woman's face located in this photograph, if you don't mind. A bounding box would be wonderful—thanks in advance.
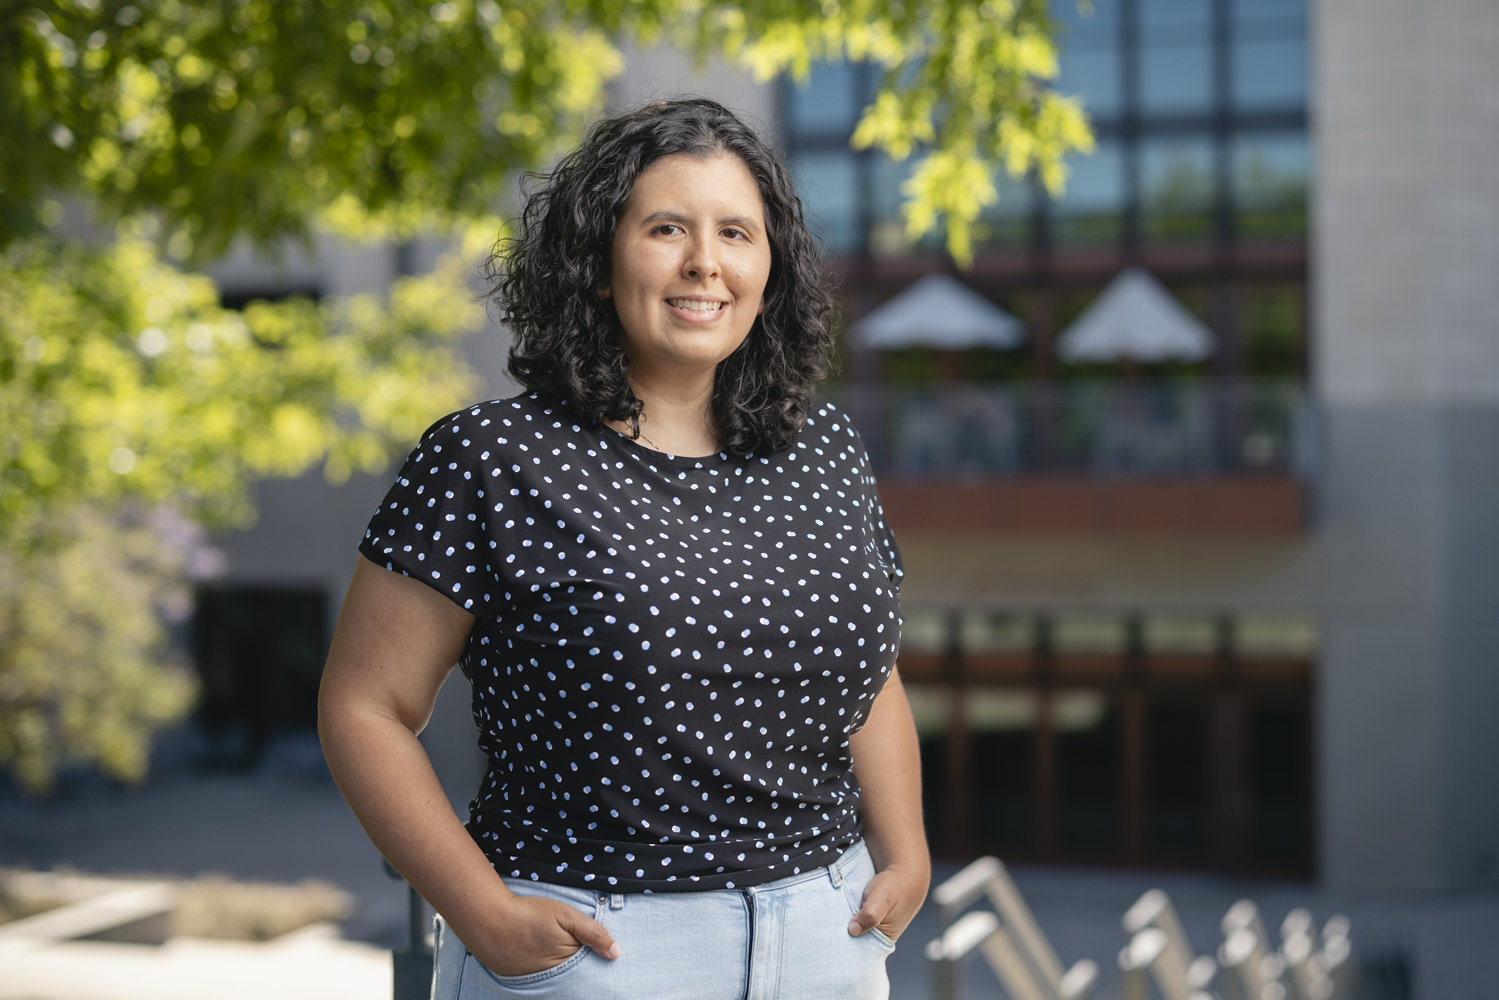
[602,151,772,387]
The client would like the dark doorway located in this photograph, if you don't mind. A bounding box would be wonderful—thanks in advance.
[192,585,328,768]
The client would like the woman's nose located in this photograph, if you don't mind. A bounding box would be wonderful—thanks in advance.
[682,234,720,280]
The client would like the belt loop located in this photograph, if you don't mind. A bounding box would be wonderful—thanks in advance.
[828,858,845,888]
[609,893,625,910]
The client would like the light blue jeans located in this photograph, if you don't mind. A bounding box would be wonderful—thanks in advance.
[429,840,896,1000]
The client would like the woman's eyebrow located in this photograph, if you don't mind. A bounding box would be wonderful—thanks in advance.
[718,214,764,233]
[638,210,688,226]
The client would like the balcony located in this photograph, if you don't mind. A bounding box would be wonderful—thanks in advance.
[826,378,1313,534]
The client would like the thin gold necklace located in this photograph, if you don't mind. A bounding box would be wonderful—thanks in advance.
[612,418,662,452]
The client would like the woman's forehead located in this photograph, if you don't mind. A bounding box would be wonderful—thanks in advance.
[625,151,764,209]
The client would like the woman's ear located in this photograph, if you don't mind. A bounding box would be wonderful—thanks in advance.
[598,283,612,300]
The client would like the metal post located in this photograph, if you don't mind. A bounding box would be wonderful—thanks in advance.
[385,860,433,1000]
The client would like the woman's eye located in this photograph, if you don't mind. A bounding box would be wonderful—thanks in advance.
[722,227,747,240]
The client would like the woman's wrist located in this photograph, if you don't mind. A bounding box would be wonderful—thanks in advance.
[439,873,515,937]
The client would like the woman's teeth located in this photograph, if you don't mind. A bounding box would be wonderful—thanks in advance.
[668,299,723,312]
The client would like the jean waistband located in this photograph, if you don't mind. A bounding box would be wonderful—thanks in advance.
[740,839,869,896]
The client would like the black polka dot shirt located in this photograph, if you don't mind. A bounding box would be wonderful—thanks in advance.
[359,392,903,892]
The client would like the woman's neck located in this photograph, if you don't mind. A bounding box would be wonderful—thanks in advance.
[612,378,719,456]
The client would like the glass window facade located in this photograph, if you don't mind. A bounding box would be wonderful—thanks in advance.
[781,0,1308,256]
[778,5,1316,877]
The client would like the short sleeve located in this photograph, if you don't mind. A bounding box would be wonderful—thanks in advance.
[860,447,904,590]
[358,409,501,616]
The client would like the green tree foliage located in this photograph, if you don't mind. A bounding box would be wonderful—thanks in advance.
[1,0,1088,791]
[0,224,481,790]
[2,0,1088,259]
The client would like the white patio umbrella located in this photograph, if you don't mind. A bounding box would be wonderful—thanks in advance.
[850,273,1026,351]
[1055,268,1215,363]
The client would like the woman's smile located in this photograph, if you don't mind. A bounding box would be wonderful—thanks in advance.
[666,297,726,316]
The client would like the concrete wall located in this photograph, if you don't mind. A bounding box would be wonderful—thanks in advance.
[1311,0,1499,888]
[609,42,776,138]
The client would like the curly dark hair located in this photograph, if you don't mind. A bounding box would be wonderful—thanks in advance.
[485,97,836,456]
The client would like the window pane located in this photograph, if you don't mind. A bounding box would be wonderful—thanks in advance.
[1140,135,1216,243]
[867,154,943,257]
[1145,700,1211,857]
[786,61,858,137]
[1052,0,1121,118]
[1139,0,1210,27]
[1232,132,1308,240]
[976,167,1034,251]
[1055,691,1122,853]
[1240,285,1305,376]
[961,611,1035,653]
[1236,614,1319,658]
[193,586,328,767]
[1138,0,1213,114]
[1230,0,1307,109]
[1233,36,1307,110]
[793,152,861,254]
[1049,140,1124,246]
[1231,0,1304,28]
[1057,41,1122,118]
[1144,615,1219,654]
[1052,613,1127,654]
[968,690,1038,851]
[1054,0,1121,30]
[900,607,952,653]
[1140,42,1214,115]
[1246,701,1312,867]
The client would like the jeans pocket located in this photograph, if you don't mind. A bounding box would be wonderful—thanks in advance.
[451,883,606,997]
[467,943,593,991]
[864,924,899,951]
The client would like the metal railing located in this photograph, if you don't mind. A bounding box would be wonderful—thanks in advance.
[1119,895,1357,1000]
[926,856,1099,1000]
[926,862,1364,1000]
[824,378,1314,479]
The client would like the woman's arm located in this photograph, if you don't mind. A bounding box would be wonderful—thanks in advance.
[317,557,620,975]
[847,665,932,941]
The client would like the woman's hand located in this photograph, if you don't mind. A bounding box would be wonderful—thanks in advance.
[461,892,621,978]
[847,667,932,944]
[847,860,928,942]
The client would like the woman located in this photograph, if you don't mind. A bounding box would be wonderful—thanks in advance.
[319,98,928,999]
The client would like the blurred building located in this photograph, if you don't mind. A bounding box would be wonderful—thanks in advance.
[205,0,1497,891]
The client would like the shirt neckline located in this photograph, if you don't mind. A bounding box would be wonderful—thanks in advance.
[599,423,733,468]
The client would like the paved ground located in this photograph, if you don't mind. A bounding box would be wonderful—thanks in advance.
[1,763,1495,999]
